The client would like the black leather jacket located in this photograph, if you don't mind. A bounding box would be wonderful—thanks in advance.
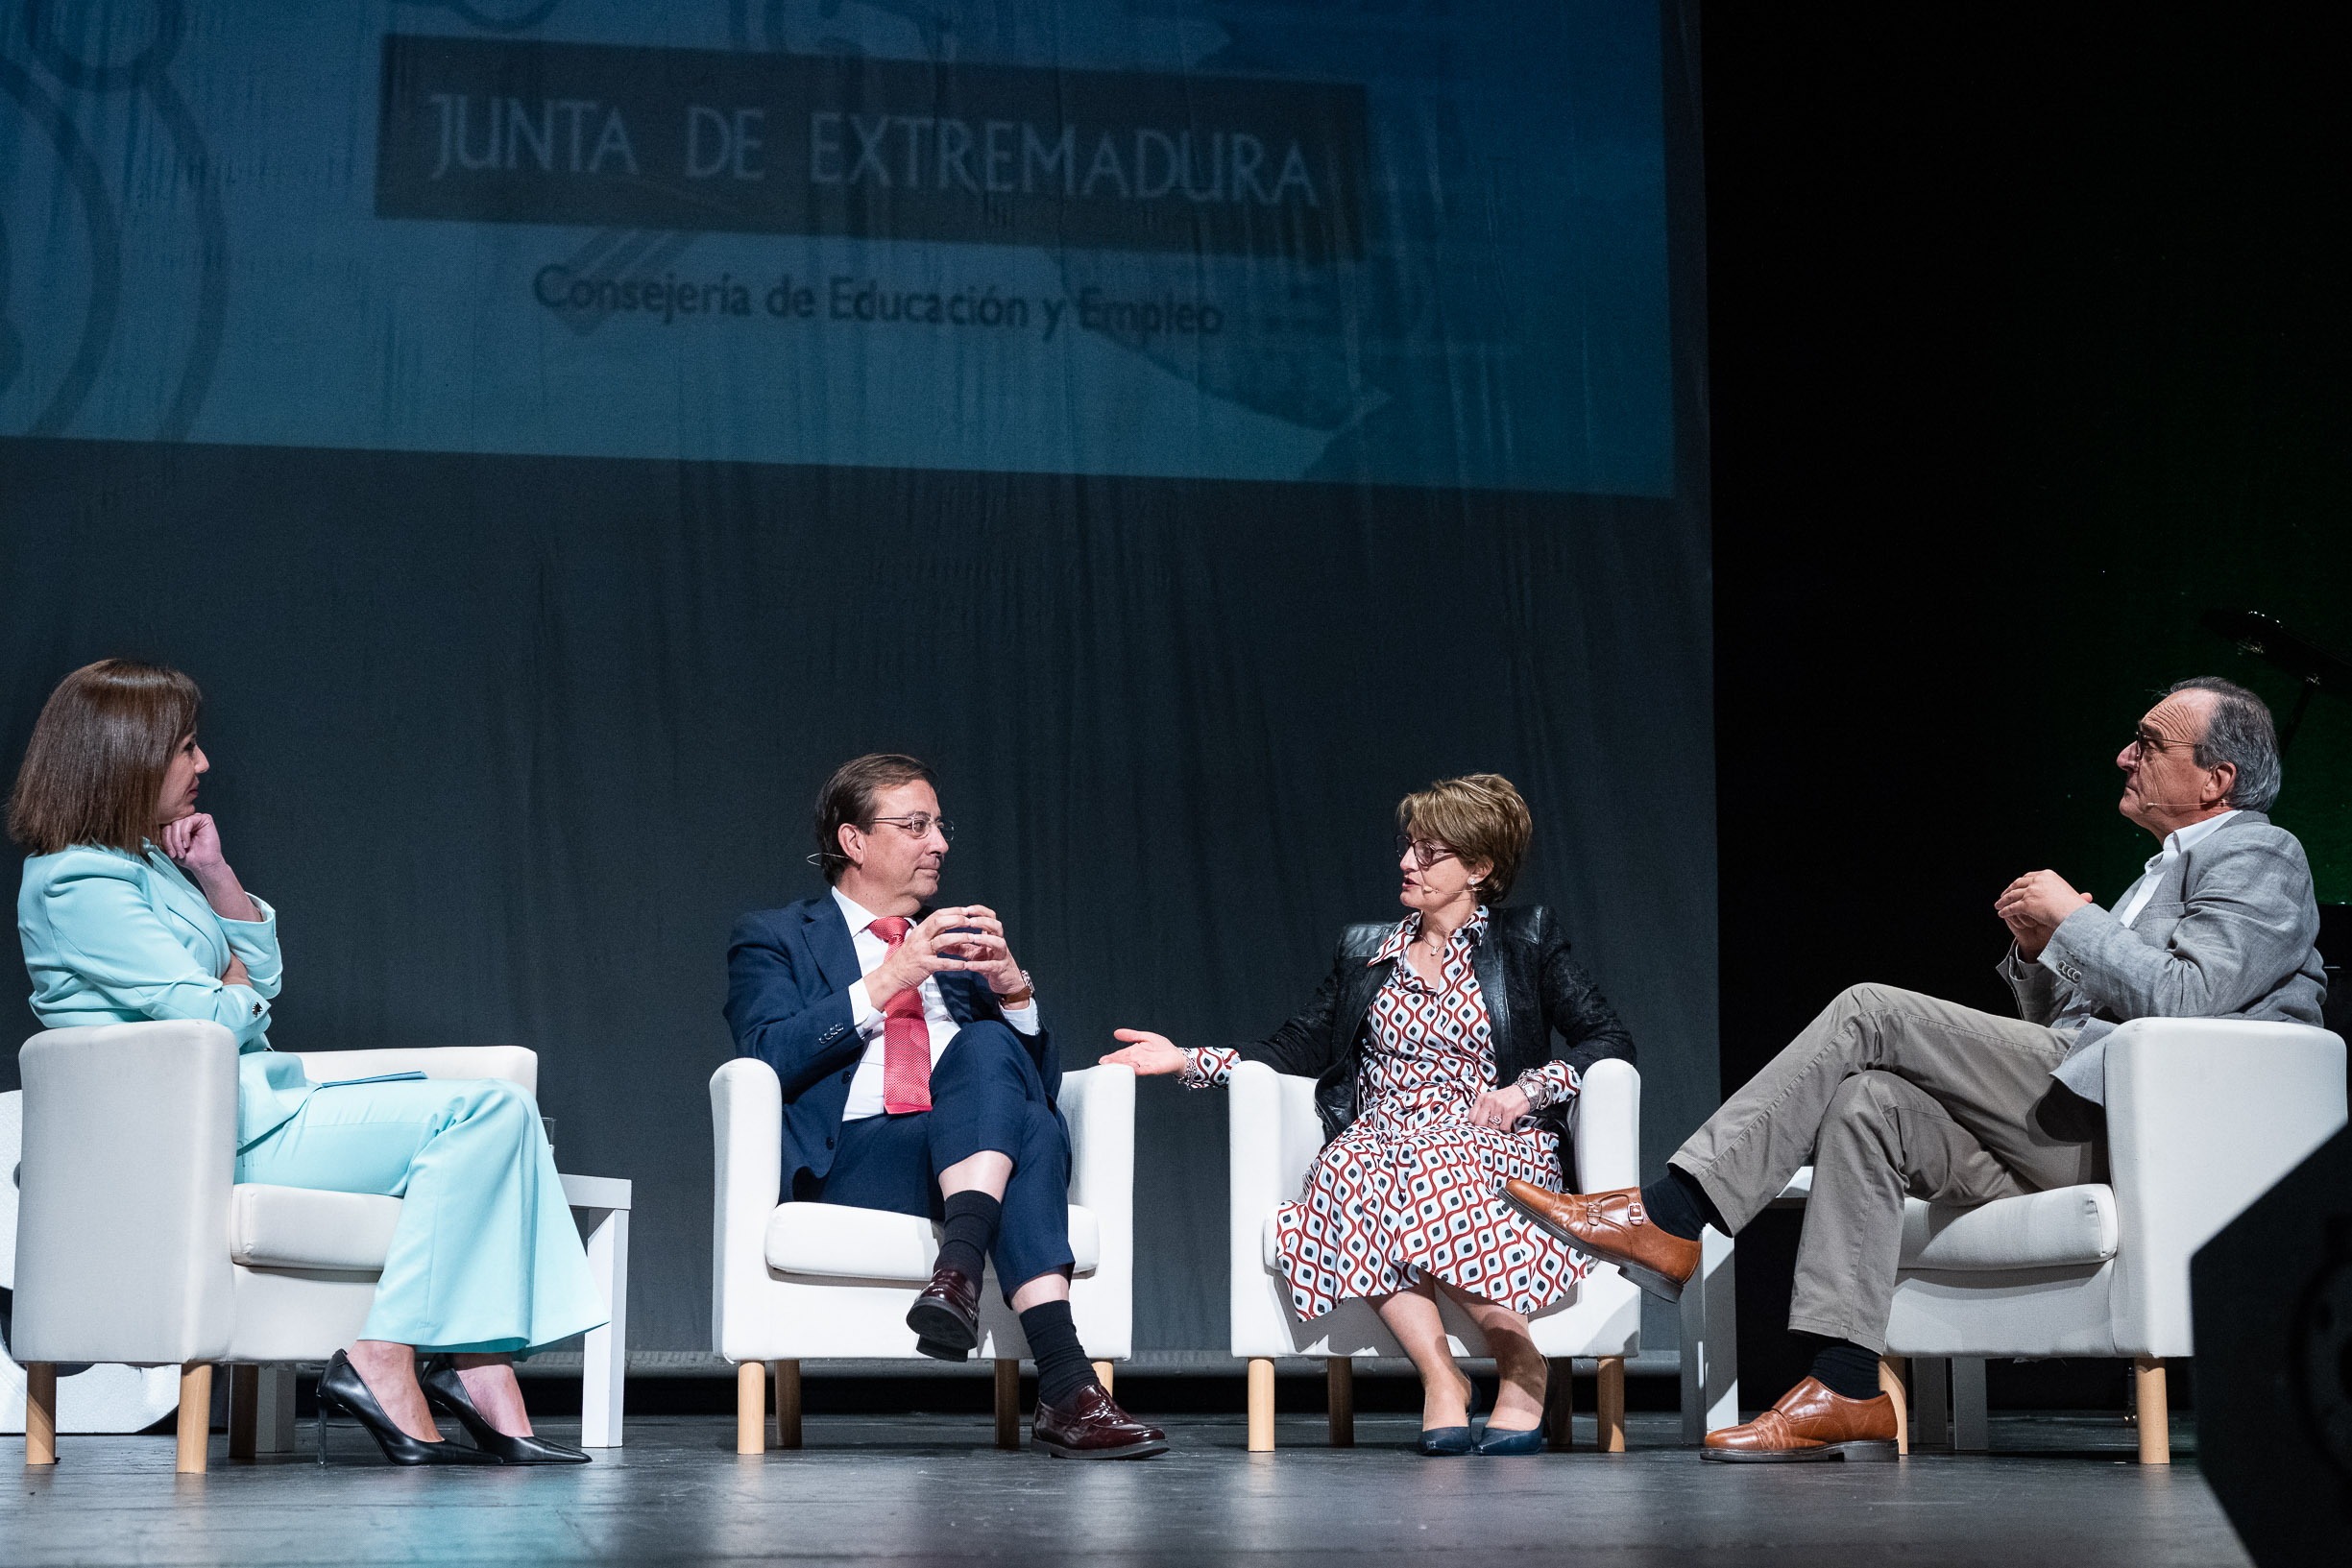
[1229,905,1635,1140]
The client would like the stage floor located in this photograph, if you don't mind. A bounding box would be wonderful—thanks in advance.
[5,1411,2244,1566]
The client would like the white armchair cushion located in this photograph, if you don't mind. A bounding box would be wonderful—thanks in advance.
[229,1185,400,1273]
[763,1201,1101,1281]
[1899,1184,2117,1272]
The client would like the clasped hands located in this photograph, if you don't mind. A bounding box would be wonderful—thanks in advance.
[1995,869,2095,959]
[866,905,1025,1008]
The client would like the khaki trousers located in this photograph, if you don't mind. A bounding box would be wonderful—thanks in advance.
[1672,983,2102,1352]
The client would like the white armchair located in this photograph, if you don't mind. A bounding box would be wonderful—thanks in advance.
[1228,1056,1644,1450]
[710,1057,1134,1454]
[1876,1018,2346,1461]
[11,1020,540,1473]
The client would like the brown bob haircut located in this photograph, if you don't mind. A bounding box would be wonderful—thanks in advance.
[9,660,204,857]
[812,753,936,884]
[1397,773,1533,905]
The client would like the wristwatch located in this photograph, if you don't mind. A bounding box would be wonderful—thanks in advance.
[996,970,1035,1008]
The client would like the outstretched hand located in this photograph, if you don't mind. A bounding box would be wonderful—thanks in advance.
[1101,1028,1187,1076]
[1995,870,2095,959]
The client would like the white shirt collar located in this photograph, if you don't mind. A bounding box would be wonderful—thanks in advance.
[2153,808,2240,864]
[831,885,883,932]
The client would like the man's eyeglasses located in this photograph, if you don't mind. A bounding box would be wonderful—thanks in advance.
[870,814,955,842]
[2125,729,2190,763]
[1395,834,1456,869]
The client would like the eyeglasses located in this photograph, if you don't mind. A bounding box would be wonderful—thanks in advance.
[1394,834,1456,869]
[2124,729,2192,763]
[869,814,955,842]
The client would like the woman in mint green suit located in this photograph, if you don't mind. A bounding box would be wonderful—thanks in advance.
[10,661,604,1465]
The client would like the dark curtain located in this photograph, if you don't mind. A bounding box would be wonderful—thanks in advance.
[0,440,1714,1351]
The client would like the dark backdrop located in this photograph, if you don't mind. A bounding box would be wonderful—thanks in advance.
[1705,6,2349,1402]
[0,443,1716,1355]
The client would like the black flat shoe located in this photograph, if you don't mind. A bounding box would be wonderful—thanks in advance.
[420,1363,591,1464]
[316,1351,502,1466]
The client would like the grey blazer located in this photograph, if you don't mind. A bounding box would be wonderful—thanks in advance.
[1999,809,2328,1101]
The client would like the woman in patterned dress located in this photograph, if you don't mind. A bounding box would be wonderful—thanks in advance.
[1103,774,1634,1453]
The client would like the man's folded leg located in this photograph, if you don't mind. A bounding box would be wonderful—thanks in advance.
[1701,1069,2044,1461]
[1505,982,2073,1301]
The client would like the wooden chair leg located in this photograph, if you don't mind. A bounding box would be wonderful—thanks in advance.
[1597,1356,1626,1452]
[177,1363,212,1474]
[1247,1358,1275,1452]
[735,1361,766,1454]
[771,1360,801,1451]
[2135,1356,2170,1466]
[23,1363,57,1466]
[1325,1358,1354,1448]
[1544,1358,1574,1452]
[1878,1355,1909,1457]
[1092,1360,1114,1399]
[228,1365,259,1461]
[993,1360,1022,1451]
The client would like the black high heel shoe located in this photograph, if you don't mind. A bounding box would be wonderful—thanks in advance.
[421,1363,591,1465]
[316,1350,501,1466]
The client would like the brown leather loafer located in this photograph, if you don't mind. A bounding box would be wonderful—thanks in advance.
[1501,1179,1702,1301]
[1701,1377,1900,1462]
[905,1262,981,1355]
[1031,1384,1168,1459]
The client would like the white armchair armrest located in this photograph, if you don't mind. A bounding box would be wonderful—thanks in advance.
[2103,1018,2346,1356]
[1570,1058,1641,1191]
[710,1057,786,1362]
[1056,1064,1135,1358]
[289,1046,537,1097]
[13,1023,240,1364]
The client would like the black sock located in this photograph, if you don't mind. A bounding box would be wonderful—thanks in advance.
[936,1191,1002,1283]
[1017,1298,1099,1409]
[1638,1165,1726,1242]
[1806,1339,1883,1401]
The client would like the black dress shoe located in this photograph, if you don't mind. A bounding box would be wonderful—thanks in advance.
[905,1262,982,1351]
[420,1363,592,1465]
[1031,1385,1168,1459]
[315,1351,502,1467]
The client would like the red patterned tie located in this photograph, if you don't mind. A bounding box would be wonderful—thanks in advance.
[866,917,933,1114]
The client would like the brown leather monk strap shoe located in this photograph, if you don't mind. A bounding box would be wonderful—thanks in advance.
[1501,1180,1701,1302]
[1701,1377,1900,1463]
[1031,1385,1168,1459]
[905,1262,981,1357]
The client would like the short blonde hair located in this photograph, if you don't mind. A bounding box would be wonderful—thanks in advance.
[1396,773,1533,905]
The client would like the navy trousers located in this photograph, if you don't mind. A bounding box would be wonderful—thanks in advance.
[814,1021,1074,1295]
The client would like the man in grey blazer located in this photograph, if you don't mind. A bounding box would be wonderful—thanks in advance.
[1506,676,2326,1460]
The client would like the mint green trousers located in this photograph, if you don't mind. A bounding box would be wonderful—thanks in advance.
[234,1076,607,1354]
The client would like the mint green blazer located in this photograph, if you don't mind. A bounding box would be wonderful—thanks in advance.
[17,844,313,1148]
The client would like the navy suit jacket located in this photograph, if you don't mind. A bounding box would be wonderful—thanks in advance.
[725,892,1060,1198]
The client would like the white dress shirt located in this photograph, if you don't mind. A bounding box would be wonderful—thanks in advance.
[2099,808,2242,932]
[832,886,1040,1122]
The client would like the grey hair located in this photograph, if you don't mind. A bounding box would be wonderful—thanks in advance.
[2167,676,2282,812]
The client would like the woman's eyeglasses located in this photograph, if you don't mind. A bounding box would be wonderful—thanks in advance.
[1395,834,1456,869]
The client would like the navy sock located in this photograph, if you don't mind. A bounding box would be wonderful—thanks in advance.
[1807,1339,1883,1401]
[1017,1298,1099,1409]
[1638,1165,1726,1242]
[937,1191,1001,1283]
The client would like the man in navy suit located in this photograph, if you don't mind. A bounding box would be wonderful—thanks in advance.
[725,753,1164,1459]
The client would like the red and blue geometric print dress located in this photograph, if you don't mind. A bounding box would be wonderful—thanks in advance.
[1187,907,1590,1319]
